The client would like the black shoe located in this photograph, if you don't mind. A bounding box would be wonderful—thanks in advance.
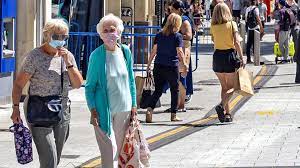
[247,60,253,64]
[185,95,192,104]
[215,104,225,123]
[225,114,233,122]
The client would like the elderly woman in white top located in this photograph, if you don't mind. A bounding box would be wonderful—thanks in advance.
[11,19,83,168]
[85,14,137,168]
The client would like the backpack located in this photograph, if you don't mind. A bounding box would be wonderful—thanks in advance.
[247,7,258,29]
[281,8,295,30]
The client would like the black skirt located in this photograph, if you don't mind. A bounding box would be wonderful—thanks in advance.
[213,49,237,73]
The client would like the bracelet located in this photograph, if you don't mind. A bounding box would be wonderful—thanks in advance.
[12,104,19,108]
[67,65,74,69]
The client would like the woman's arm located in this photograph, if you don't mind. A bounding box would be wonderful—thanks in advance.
[58,48,83,89]
[124,46,137,109]
[181,20,193,40]
[11,72,32,123]
[234,32,244,66]
[147,44,157,71]
[85,51,99,113]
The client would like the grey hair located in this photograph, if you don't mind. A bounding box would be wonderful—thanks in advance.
[42,19,69,43]
[96,13,124,37]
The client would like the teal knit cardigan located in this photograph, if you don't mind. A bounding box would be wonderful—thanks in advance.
[85,44,137,136]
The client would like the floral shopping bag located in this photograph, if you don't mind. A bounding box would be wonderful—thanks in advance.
[9,123,33,164]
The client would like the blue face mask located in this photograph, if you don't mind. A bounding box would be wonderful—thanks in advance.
[49,40,66,49]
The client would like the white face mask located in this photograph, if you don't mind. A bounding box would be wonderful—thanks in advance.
[101,32,120,48]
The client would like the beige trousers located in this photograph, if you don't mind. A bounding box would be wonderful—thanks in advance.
[94,111,130,168]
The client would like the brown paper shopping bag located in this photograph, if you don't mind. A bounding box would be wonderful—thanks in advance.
[234,68,254,97]
[135,76,146,108]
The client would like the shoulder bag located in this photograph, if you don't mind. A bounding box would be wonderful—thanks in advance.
[27,57,67,127]
[231,21,242,69]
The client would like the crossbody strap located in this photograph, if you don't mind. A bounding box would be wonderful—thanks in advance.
[61,57,64,96]
[231,21,237,45]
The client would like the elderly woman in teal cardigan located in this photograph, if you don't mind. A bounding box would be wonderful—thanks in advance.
[85,13,137,168]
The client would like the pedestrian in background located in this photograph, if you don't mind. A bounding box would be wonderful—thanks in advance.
[170,0,193,111]
[205,0,212,20]
[210,2,244,122]
[232,0,242,24]
[286,0,299,49]
[11,19,83,168]
[85,14,137,167]
[272,1,281,42]
[258,0,268,40]
[245,0,263,63]
[258,0,268,29]
[146,13,187,122]
[278,0,292,62]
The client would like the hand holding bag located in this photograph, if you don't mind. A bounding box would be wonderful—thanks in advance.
[231,21,242,69]
[118,113,151,168]
[234,68,254,96]
[27,57,69,127]
[140,72,161,109]
[9,123,33,164]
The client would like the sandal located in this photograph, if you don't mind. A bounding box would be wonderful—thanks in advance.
[215,104,225,123]
[225,113,233,122]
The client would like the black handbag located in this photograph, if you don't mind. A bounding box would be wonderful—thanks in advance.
[140,72,161,109]
[27,58,67,127]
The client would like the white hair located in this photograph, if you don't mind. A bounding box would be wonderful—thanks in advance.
[96,13,124,37]
[42,19,69,43]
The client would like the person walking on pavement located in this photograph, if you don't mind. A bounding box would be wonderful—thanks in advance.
[278,0,294,62]
[258,0,268,29]
[272,2,281,42]
[286,0,299,50]
[258,0,268,39]
[146,13,187,123]
[205,0,212,20]
[10,19,83,168]
[210,2,244,122]
[170,0,193,111]
[245,0,264,63]
[232,0,242,24]
[85,14,138,167]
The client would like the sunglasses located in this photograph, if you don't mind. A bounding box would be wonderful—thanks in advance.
[52,34,69,41]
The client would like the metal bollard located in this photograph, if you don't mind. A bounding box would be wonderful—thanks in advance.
[239,22,246,54]
[254,30,261,66]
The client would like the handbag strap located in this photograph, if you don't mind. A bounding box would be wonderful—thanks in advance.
[60,57,64,96]
[231,21,236,43]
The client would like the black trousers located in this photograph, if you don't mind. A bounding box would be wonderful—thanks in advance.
[246,29,259,61]
[148,64,179,113]
[296,62,300,83]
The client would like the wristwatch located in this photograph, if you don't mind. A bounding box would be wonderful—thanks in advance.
[12,104,19,108]
[67,65,74,69]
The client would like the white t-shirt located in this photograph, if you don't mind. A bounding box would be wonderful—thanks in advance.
[232,0,241,10]
[258,3,267,21]
[245,6,260,30]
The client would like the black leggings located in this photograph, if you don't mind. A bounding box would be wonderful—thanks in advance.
[148,64,179,113]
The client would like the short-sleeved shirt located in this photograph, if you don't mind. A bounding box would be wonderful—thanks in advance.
[258,3,267,21]
[245,6,260,30]
[210,21,238,50]
[21,48,77,97]
[154,32,183,67]
[106,48,132,114]
[232,0,242,10]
